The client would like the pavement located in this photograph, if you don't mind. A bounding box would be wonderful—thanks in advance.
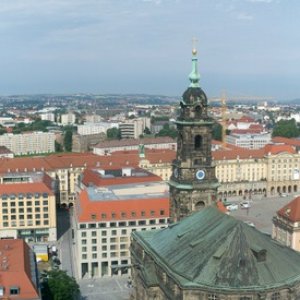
[227,194,295,234]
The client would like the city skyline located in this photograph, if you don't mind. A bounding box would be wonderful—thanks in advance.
[0,0,299,99]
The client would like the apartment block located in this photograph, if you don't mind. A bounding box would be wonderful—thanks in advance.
[73,167,169,278]
[0,172,57,242]
[0,132,55,155]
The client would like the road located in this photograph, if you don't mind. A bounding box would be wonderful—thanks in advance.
[227,194,295,234]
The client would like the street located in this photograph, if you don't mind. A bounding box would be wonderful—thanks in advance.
[227,194,295,234]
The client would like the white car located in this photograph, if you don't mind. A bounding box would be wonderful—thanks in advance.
[240,201,251,209]
[225,203,239,211]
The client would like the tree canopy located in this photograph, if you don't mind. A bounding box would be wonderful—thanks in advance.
[156,123,177,139]
[272,119,300,138]
[41,270,79,300]
[212,122,223,141]
[64,130,73,152]
[106,127,121,140]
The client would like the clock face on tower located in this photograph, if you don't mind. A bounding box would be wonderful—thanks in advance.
[195,169,205,181]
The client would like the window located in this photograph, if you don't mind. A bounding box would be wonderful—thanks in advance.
[110,238,116,243]
[18,201,24,207]
[92,239,97,244]
[138,220,146,226]
[10,287,19,295]
[35,207,40,212]
[160,210,165,216]
[131,211,136,217]
[110,245,116,250]
[10,194,16,200]
[149,219,155,225]
[82,247,87,252]
[91,231,97,237]
[102,253,107,258]
[2,202,7,207]
[102,245,107,251]
[112,230,117,236]
[35,200,39,205]
[44,214,49,219]
[208,294,219,300]
[141,211,146,217]
[88,223,96,228]
[111,212,116,219]
[121,212,126,218]
[150,210,155,216]
[27,214,32,219]
[81,232,87,237]
[10,208,16,214]
[271,292,280,300]
[101,230,107,236]
[82,239,87,245]
[35,193,40,199]
[195,135,202,150]
[91,214,96,220]
[43,200,48,205]
[101,213,107,219]
[110,222,116,227]
[129,221,136,226]
[92,253,97,259]
[92,246,97,251]
[10,202,16,207]
[102,238,107,243]
[98,223,106,228]
[82,254,87,259]
[80,224,86,229]
[43,207,48,212]
[35,214,41,219]
[121,229,127,235]
[26,201,32,206]
[119,221,126,227]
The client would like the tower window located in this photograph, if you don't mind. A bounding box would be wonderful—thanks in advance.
[195,135,202,150]
[195,105,202,118]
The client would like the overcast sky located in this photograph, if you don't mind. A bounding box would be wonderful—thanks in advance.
[0,0,299,99]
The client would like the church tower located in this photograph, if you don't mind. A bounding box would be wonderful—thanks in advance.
[169,47,219,222]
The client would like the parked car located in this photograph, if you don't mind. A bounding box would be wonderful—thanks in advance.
[225,203,239,211]
[240,201,251,209]
[244,220,255,227]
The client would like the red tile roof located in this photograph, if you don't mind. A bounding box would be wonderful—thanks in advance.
[272,137,300,147]
[277,196,300,222]
[76,189,169,222]
[0,182,54,196]
[94,136,176,149]
[0,239,40,299]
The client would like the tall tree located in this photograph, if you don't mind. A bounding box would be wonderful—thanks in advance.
[106,127,121,140]
[41,270,79,300]
[156,123,177,139]
[212,122,223,141]
[272,119,300,138]
[64,130,73,152]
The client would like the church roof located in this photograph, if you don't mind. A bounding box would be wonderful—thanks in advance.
[133,207,300,291]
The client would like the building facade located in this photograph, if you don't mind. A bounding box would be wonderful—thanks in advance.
[0,132,55,155]
[226,132,271,149]
[119,117,150,139]
[72,167,169,278]
[0,172,57,242]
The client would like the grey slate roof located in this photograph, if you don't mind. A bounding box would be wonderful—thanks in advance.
[133,207,300,291]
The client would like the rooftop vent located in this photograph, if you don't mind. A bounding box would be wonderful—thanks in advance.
[251,245,267,262]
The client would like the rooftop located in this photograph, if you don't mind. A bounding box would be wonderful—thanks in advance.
[133,207,300,291]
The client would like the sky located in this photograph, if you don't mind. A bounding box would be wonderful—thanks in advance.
[0,0,299,99]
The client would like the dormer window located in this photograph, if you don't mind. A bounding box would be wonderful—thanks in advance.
[10,286,19,295]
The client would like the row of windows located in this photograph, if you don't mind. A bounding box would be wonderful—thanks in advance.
[2,220,49,227]
[82,243,128,253]
[2,207,48,213]
[90,209,166,220]
[79,218,168,229]
[1,200,48,207]
[1,193,49,200]
[82,251,128,260]
[2,213,49,219]
[81,229,129,238]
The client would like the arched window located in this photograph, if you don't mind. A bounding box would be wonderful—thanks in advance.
[195,135,202,150]
[195,105,202,118]
[195,201,205,210]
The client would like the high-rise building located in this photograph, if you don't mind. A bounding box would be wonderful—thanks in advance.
[169,48,219,222]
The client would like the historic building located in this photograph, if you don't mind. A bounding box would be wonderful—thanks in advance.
[273,196,300,251]
[131,49,300,299]
[131,207,300,300]
[169,48,218,222]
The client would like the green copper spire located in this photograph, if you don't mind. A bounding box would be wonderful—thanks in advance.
[189,48,200,88]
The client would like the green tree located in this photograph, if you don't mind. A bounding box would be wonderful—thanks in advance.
[144,126,151,135]
[272,119,300,138]
[106,127,121,140]
[156,123,177,139]
[55,141,63,152]
[212,122,223,141]
[64,130,73,152]
[41,270,79,300]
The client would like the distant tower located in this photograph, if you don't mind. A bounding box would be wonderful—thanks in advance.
[169,47,219,222]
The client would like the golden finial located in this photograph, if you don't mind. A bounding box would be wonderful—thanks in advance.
[192,37,198,55]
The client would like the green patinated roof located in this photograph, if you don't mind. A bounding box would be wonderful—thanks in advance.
[133,207,300,291]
